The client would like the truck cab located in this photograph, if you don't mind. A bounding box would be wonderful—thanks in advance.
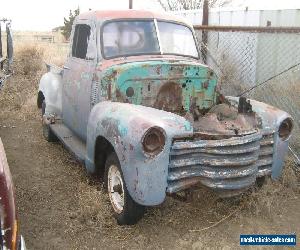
[38,10,293,225]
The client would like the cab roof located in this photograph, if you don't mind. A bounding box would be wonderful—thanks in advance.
[78,9,190,26]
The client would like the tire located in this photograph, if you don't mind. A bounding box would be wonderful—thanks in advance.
[104,152,145,225]
[256,176,266,188]
[41,100,58,142]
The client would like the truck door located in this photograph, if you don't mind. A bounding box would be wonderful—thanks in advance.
[62,21,97,141]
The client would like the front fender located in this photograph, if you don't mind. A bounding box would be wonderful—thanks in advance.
[38,70,62,117]
[227,97,293,179]
[85,101,193,206]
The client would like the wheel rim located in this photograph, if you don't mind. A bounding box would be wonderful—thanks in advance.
[108,164,125,214]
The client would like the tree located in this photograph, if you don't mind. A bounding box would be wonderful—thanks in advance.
[157,0,231,10]
[61,7,80,40]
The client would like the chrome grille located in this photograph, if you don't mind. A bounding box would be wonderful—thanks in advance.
[167,132,263,195]
[257,133,274,177]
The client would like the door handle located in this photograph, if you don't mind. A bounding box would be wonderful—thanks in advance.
[63,65,70,70]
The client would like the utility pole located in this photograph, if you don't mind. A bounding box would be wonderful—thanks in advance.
[201,0,209,63]
[129,0,133,9]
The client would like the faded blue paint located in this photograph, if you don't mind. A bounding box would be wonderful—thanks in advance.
[86,101,193,205]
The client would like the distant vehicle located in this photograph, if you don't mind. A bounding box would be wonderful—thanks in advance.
[38,10,293,225]
[0,19,13,88]
[0,19,26,249]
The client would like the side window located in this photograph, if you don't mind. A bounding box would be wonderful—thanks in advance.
[72,24,91,59]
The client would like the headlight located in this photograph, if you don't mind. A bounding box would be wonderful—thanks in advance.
[278,118,293,140]
[142,127,165,156]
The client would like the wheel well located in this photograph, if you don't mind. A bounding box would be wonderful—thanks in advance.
[37,91,45,109]
[94,136,115,178]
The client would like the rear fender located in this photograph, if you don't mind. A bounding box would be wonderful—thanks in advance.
[38,66,63,118]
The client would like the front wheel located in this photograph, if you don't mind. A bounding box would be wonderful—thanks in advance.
[104,152,145,225]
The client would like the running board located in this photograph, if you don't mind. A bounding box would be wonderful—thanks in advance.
[50,123,86,164]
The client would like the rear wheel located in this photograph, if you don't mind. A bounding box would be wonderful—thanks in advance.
[41,100,58,142]
[104,152,145,225]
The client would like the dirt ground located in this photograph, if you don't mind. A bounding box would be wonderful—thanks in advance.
[0,49,299,249]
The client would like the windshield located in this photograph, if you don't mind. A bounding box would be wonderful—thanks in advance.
[102,20,199,59]
[157,21,198,58]
[102,21,160,58]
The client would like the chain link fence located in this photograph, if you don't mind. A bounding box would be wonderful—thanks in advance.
[194,26,300,164]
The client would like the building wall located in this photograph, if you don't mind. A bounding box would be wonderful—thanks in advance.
[174,8,300,84]
[173,8,300,27]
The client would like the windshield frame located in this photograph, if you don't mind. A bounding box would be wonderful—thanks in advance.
[156,20,200,59]
[100,18,200,60]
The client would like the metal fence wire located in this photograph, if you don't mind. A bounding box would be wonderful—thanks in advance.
[194,26,300,162]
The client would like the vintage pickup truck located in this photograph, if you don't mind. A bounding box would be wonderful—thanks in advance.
[37,10,293,225]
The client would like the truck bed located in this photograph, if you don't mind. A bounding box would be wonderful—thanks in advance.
[45,63,63,75]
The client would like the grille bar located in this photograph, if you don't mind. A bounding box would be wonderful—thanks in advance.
[169,152,259,168]
[168,164,258,181]
[257,134,274,176]
[167,175,257,194]
[171,132,262,150]
[170,143,260,156]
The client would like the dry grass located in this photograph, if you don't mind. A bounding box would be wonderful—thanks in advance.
[0,44,43,111]
[0,42,68,112]
[14,41,68,67]
[14,45,44,75]
[217,52,248,96]
[238,159,299,224]
[252,72,300,151]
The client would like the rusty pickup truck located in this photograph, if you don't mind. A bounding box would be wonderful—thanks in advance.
[37,10,293,225]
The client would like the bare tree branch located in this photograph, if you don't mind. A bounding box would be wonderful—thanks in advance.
[157,0,232,11]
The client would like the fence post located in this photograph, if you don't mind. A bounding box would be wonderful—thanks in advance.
[0,24,2,70]
[201,0,209,63]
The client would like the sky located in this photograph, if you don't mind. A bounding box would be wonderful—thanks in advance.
[0,0,162,31]
[1,0,300,31]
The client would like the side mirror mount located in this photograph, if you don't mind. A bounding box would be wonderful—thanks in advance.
[6,22,13,70]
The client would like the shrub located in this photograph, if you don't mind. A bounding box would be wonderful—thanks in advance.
[15,45,44,76]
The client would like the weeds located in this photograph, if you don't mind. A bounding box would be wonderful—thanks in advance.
[15,45,44,76]
[241,160,299,219]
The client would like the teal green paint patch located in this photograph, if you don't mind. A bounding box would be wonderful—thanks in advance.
[118,123,128,137]
[81,72,91,80]
[101,60,218,112]
[183,120,192,131]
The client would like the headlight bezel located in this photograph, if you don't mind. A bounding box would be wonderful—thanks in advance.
[142,126,166,156]
[278,117,293,141]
